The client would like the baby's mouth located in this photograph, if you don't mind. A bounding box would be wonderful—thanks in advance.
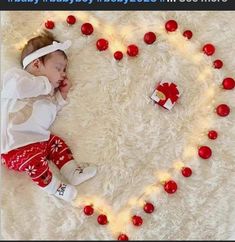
[59,80,67,87]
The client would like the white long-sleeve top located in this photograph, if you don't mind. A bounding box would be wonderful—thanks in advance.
[1,68,68,154]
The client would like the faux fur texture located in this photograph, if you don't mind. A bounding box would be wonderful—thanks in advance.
[1,11,235,240]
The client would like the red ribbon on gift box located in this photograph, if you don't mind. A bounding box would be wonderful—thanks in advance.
[156,82,179,107]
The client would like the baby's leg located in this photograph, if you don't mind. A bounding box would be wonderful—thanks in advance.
[2,143,77,202]
[45,134,75,169]
[46,134,97,186]
[21,160,77,202]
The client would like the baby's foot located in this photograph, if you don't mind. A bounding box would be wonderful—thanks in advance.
[41,175,77,202]
[54,183,77,202]
[60,160,97,186]
[69,166,97,186]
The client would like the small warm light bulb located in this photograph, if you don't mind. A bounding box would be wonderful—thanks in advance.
[103,25,115,37]
[110,40,125,53]
[89,16,100,28]
[192,54,203,64]
[55,12,67,21]
[76,12,89,21]
[183,146,197,159]
[143,185,153,196]
[205,88,215,98]
[128,197,138,206]
[15,39,28,50]
[156,171,171,184]
[137,198,145,207]
[120,26,134,39]
[173,160,185,170]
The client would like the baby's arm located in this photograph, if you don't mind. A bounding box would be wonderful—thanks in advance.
[59,78,71,100]
[1,68,53,99]
[54,90,69,112]
[54,78,72,112]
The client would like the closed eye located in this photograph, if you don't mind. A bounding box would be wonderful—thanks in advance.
[56,67,62,72]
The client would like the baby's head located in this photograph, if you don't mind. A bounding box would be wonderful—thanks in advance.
[21,31,71,88]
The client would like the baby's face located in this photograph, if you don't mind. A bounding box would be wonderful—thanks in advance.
[40,51,68,88]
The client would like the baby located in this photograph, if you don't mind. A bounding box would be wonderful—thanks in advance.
[1,31,97,202]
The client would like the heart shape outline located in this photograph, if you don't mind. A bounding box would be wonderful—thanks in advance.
[42,14,231,240]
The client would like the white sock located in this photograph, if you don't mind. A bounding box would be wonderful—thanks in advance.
[41,175,61,194]
[41,175,77,202]
[54,183,77,202]
[60,160,97,186]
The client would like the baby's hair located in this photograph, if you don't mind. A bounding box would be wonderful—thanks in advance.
[20,30,67,68]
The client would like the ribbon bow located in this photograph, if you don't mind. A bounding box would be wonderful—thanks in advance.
[156,82,179,105]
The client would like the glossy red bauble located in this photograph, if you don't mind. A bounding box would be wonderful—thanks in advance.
[114,51,123,61]
[164,180,178,194]
[97,214,108,225]
[83,205,94,216]
[222,78,235,90]
[144,32,157,44]
[118,234,129,241]
[127,44,139,57]
[213,59,223,69]
[132,215,143,226]
[96,38,109,51]
[208,130,218,140]
[198,146,212,159]
[143,202,155,214]
[216,104,230,117]
[165,20,178,32]
[45,20,55,29]
[181,167,192,177]
[183,30,193,40]
[66,15,76,25]
[81,23,94,35]
[203,43,215,56]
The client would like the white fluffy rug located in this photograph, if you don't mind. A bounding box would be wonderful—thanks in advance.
[1,11,235,240]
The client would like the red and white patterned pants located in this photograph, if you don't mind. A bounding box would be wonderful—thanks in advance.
[1,134,74,187]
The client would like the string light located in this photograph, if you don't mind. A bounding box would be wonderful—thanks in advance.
[39,14,225,239]
[173,160,185,170]
[156,171,171,184]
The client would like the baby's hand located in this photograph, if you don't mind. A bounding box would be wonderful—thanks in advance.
[59,78,72,93]
[59,78,72,100]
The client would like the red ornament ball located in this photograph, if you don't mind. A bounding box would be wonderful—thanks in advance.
[83,205,94,216]
[165,20,178,32]
[183,30,193,40]
[132,215,143,226]
[213,59,223,69]
[181,167,192,177]
[203,43,215,56]
[208,130,218,140]
[216,104,230,117]
[97,214,108,225]
[66,15,76,25]
[164,180,178,194]
[143,202,155,214]
[81,23,94,35]
[118,234,129,241]
[198,146,212,159]
[127,44,139,57]
[45,20,55,29]
[96,38,109,51]
[222,77,235,90]
[144,32,157,45]
[114,51,123,61]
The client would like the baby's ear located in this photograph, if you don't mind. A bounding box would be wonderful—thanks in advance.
[31,58,41,69]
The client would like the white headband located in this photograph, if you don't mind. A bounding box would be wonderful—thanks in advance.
[22,40,72,69]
